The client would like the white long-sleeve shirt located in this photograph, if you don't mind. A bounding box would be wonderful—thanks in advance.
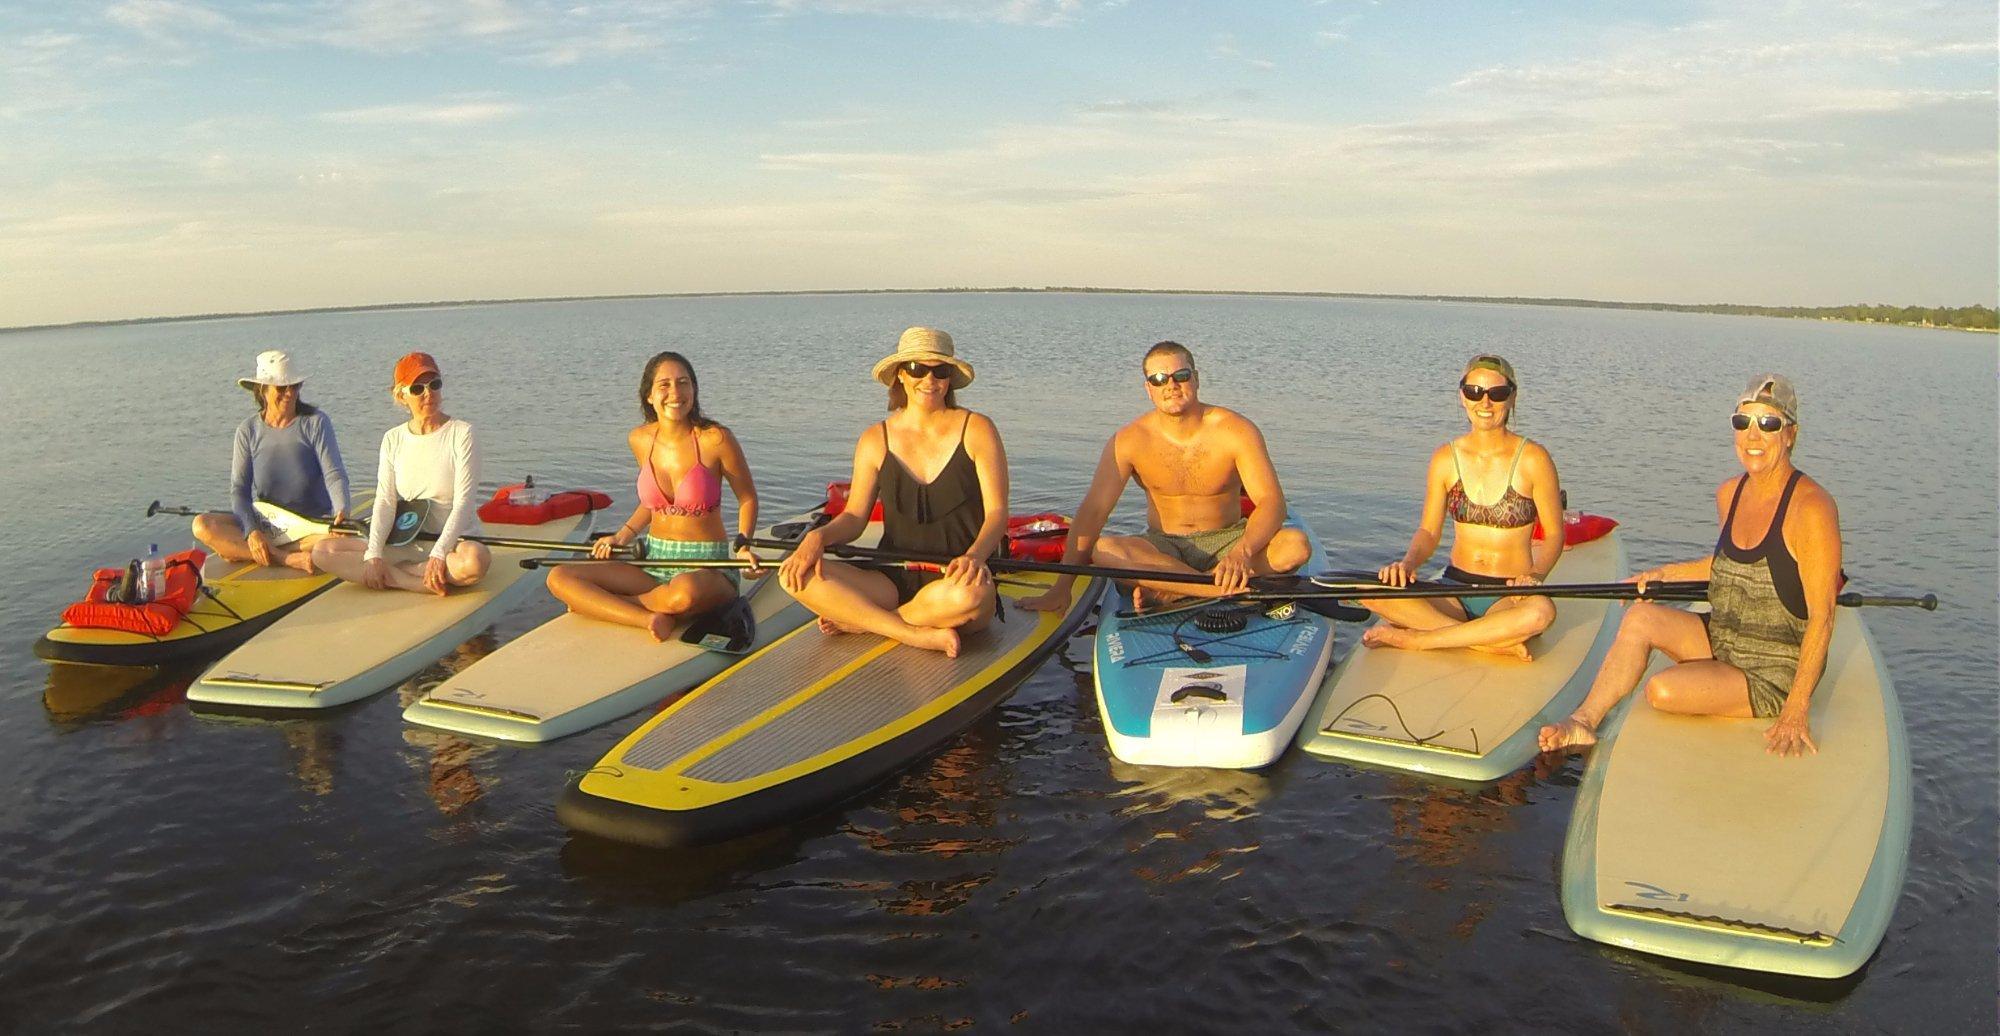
[366,419,481,561]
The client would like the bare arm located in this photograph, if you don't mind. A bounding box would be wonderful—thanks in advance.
[1522,442,1564,581]
[1628,480,1733,590]
[1025,432,1132,607]
[960,413,1009,564]
[713,427,759,542]
[1767,481,1841,755]
[1229,416,1288,559]
[1384,446,1452,582]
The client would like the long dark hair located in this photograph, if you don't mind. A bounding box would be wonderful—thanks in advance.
[250,385,319,416]
[639,351,716,427]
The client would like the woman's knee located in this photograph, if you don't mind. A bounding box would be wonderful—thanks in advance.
[191,512,234,542]
[448,544,490,583]
[1520,596,1556,633]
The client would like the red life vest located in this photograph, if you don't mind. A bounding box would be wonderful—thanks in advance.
[478,484,613,526]
[61,549,208,636]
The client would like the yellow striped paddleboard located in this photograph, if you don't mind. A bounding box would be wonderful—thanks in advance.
[559,571,1098,848]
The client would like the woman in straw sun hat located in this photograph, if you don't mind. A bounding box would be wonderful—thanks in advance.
[778,327,1006,658]
[192,349,351,572]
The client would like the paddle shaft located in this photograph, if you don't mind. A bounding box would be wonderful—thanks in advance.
[737,535,1267,588]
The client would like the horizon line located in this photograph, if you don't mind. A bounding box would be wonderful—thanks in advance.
[2,286,1991,336]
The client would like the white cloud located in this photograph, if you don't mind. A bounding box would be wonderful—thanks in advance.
[320,101,526,125]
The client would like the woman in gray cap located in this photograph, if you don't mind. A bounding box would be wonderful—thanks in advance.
[1539,374,1842,757]
[193,350,350,572]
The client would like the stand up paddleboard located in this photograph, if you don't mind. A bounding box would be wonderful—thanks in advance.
[1297,528,1626,781]
[558,569,1098,848]
[1560,606,1911,979]
[1092,520,1336,769]
[34,499,368,668]
[189,500,594,710]
[401,513,883,743]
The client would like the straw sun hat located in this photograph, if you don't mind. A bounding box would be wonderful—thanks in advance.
[870,327,975,389]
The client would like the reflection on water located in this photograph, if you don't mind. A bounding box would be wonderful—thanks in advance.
[397,634,500,819]
[42,663,195,726]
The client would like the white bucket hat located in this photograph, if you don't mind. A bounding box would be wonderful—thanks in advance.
[237,350,305,392]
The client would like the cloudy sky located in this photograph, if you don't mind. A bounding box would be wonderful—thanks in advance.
[3,0,1993,327]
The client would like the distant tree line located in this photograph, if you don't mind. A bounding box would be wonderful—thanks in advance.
[1038,289,1998,331]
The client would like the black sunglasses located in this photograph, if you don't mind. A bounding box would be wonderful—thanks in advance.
[901,361,955,381]
[1730,412,1789,433]
[406,376,443,396]
[1145,367,1195,387]
[1460,381,1515,403]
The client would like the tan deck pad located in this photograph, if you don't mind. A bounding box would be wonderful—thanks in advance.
[619,623,883,771]
[680,605,1046,784]
[424,519,876,721]
[1594,609,1887,938]
[1313,534,1620,755]
[199,517,582,689]
[422,576,798,721]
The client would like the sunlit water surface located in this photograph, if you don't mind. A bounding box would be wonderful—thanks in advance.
[0,293,1992,1030]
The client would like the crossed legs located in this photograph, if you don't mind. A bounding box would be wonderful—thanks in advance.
[546,562,738,643]
[788,560,994,658]
[1095,526,1312,610]
[1357,593,1557,661]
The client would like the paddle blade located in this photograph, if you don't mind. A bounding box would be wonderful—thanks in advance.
[384,500,430,547]
[681,597,756,655]
[1297,598,1371,623]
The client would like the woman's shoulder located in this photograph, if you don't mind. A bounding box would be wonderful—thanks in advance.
[1789,472,1838,517]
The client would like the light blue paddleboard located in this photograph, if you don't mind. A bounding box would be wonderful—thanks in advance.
[1092,520,1336,769]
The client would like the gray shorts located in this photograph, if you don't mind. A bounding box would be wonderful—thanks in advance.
[1139,518,1250,573]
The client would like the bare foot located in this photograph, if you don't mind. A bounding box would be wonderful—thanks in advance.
[1362,623,1417,649]
[902,626,960,658]
[1469,640,1534,662]
[1130,585,1184,614]
[284,550,317,575]
[1537,715,1598,752]
[816,615,862,636]
[646,612,682,644]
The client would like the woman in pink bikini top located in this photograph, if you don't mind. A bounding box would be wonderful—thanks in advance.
[543,351,763,643]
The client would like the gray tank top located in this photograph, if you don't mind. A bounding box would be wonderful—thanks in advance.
[1707,471,1807,702]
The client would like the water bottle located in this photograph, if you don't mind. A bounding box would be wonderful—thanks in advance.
[140,543,166,603]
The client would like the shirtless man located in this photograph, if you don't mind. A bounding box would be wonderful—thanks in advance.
[1021,341,1312,613]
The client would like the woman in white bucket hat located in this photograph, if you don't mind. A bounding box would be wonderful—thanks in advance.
[192,349,351,572]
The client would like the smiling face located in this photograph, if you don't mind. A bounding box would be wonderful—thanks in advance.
[1731,401,1796,474]
[897,360,954,410]
[1459,368,1513,430]
[258,382,299,422]
[1143,351,1198,417]
[647,359,696,422]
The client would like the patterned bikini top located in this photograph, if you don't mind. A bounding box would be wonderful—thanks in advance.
[1444,439,1538,530]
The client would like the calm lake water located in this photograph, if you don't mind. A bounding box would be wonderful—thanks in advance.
[0,292,1993,1031]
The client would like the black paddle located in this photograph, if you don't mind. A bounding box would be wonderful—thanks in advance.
[734,535,1311,590]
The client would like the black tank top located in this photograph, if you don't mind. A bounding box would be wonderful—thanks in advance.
[1714,470,1807,621]
[878,413,983,560]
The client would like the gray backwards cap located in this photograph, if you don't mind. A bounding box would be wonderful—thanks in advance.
[1736,373,1799,425]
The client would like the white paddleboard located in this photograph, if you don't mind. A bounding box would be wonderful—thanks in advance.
[1297,530,1625,781]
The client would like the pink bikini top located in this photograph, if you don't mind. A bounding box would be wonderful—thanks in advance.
[637,427,721,517]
